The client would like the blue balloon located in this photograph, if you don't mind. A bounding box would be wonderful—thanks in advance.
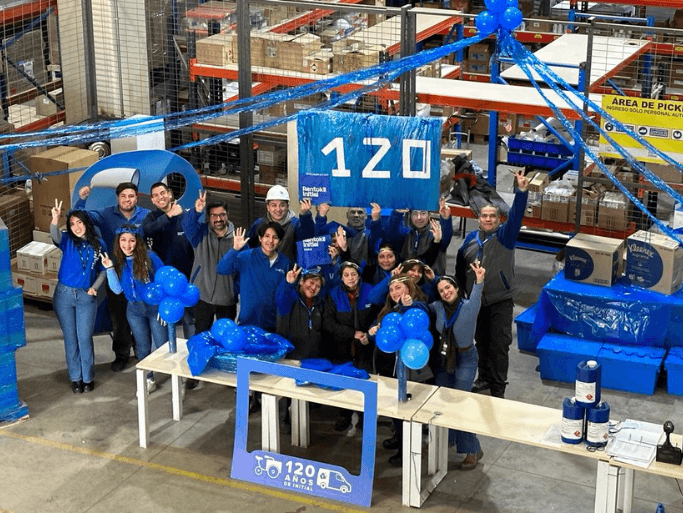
[162,271,188,297]
[376,325,404,353]
[155,265,176,284]
[211,318,238,345]
[505,0,518,7]
[399,309,430,337]
[419,330,434,351]
[180,284,200,307]
[484,0,505,12]
[400,339,430,370]
[501,7,523,30]
[222,326,248,352]
[143,282,165,305]
[382,312,402,329]
[475,10,498,36]
[159,297,184,324]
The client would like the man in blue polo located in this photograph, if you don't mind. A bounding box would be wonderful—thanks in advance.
[76,181,150,371]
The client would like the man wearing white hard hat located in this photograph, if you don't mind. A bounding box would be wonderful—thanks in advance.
[245,185,314,264]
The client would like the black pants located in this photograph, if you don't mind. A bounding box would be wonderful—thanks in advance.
[194,299,237,334]
[474,298,513,398]
[106,285,133,359]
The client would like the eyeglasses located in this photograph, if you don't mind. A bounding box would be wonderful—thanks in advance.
[209,213,227,219]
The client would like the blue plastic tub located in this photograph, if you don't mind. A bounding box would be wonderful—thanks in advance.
[0,288,25,352]
[515,302,540,353]
[597,344,665,395]
[537,334,602,383]
[664,347,683,396]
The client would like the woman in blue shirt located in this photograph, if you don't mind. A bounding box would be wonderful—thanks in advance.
[102,225,167,393]
[50,200,106,394]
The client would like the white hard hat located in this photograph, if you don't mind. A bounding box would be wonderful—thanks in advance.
[266,185,290,202]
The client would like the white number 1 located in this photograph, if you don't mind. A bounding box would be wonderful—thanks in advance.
[321,137,350,177]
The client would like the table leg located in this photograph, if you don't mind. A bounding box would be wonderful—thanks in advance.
[617,467,634,513]
[171,374,183,421]
[291,398,309,449]
[261,394,279,453]
[406,420,423,507]
[594,460,620,513]
[137,369,149,448]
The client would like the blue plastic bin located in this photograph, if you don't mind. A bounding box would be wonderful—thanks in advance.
[515,302,540,353]
[597,344,665,395]
[664,347,683,396]
[537,334,602,383]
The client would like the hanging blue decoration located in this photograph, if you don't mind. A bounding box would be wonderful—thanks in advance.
[500,7,523,30]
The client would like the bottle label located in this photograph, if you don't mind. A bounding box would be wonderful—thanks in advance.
[561,417,584,440]
[586,421,609,444]
[576,379,597,403]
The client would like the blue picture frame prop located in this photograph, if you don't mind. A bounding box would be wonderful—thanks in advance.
[231,358,378,507]
[297,110,442,210]
[296,235,333,268]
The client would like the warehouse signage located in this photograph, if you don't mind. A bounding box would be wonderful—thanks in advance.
[599,94,683,164]
[231,358,377,507]
[297,110,442,210]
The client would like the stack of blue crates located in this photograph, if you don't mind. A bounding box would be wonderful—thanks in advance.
[0,218,28,422]
[507,137,574,170]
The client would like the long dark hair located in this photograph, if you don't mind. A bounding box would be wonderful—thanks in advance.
[377,273,426,322]
[113,228,151,282]
[66,210,102,253]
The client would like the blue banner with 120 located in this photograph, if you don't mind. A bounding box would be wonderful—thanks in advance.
[297,110,442,210]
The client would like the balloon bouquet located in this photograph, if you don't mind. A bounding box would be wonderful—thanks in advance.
[185,319,294,375]
[375,309,433,402]
[475,0,524,37]
[143,265,200,353]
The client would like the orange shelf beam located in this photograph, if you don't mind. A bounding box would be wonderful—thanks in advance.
[0,0,56,25]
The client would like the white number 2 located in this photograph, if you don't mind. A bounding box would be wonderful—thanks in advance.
[361,138,391,178]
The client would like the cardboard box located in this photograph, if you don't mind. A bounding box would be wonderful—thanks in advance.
[468,43,491,61]
[16,241,38,272]
[32,229,53,244]
[462,61,490,74]
[564,232,625,287]
[11,261,38,295]
[597,192,629,232]
[249,33,267,67]
[333,45,384,72]
[302,49,333,75]
[0,189,32,258]
[525,191,542,218]
[528,171,549,193]
[37,274,58,298]
[527,17,554,33]
[541,195,569,223]
[16,241,54,274]
[257,145,285,166]
[196,33,236,66]
[648,163,683,184]
[263,33,294,68]
[28,146,99,232]
[47,247,61,273]
[258,164,277,185]
[626,230,683,295]
[568,188,601,227]
[280,33,322,72]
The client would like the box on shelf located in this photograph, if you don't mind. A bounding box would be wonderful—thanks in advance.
[32,230,52,244]
[467,43,490,61]
[0,189,32,259]
[664,347,683,396]
[525,192,542,218]
[263,33,294,68]
[16,241,39,272]
[257,145,285,166]
[11,263,38,295]
[196,33,237,66]
[626,230,683,295]
[597,191,629,231]
[565,232,625,287]
[541,195,569,223]
[333,45,385,72]
[302,49,334,75]
[258,164,278,185]
[568,188,601,227]
[36,274,58,299]
[647,163,683,184]
[462,61,490,74]
[526,17,554,33]
[537,333,602,383]
[279,33,322,72]
[597,344,665,395]
[29,146,99,232]
[527,171,549,193]
[47,248,61,273]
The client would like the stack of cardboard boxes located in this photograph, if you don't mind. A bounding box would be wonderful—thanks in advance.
[12,241,61,299]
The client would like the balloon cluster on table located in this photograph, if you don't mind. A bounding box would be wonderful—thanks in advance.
[186,319,294,376]
[143,266,200,323]
[375,309,433,370]
[475,0,523,37]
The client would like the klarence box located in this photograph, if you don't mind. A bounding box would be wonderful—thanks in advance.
[565,233,625,287]
[597,344,665,395]
[626,230,683,295]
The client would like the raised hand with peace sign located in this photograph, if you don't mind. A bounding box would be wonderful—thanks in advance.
[286,263,302,284]
[51,198,63,225]
[195,190,207,213]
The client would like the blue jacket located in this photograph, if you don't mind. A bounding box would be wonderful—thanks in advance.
[313,216,384,268]
[245,211,314,264]
[143,208,194,278]
[455,190,528,305]
[106,251,164,303]
[52,228,106,290]
[74,198,150,254]
[275,280,323,360]
[217,247,291,330]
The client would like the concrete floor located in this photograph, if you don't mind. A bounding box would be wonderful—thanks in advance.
[3,144,683,513]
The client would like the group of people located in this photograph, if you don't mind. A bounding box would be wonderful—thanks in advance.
[48,169,529,469]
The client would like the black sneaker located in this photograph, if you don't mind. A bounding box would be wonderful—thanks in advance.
[111,355,129,372]
[471,378,490,393]
[185,379,199,390]
[383,433,400,450]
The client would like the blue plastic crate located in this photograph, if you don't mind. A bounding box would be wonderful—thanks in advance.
[0,287,25,352]
[508,152,535,166]
[597,344,665,395]
[664,347,683,396]
[508,138,523,151]
[515,302,540,353]
[537,334,603,383]
[0,351,20,413]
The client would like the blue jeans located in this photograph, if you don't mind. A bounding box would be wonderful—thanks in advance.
[434,345,481,454]
[126,301,168,365]
[53,284,97,383]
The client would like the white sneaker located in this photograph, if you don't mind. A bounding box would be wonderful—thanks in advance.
[147,378,157,394]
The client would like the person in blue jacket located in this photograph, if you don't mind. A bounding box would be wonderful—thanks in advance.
[429,264,486,471]
[50,200,106,394]
[368,274,429,466]
[102,225,167,393]
[455,170,528,398]
[76,181,150,372]
[361,242,400,285]
[217,221,290,331]
[382,197,453,276]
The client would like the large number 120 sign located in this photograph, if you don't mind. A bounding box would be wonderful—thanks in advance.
[297,110,442,210]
